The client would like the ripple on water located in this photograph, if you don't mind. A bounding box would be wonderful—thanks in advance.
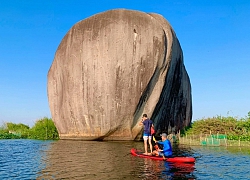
[0,139,51,179]
[1,140,250,179]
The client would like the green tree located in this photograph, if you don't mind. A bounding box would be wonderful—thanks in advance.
[0,123,20,139]
[182,112,250,141]
[29,117,59,140]
[6,122,30,138]
[6,122,29,131]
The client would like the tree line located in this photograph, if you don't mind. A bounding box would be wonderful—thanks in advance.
[0,117,59,140]
[181,111,250,141]
[2,112,250,141]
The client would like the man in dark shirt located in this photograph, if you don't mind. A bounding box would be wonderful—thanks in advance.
[139,114,154,155]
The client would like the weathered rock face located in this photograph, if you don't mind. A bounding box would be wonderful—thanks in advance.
[47,9,192,140]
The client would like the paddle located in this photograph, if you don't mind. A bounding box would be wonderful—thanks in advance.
[162,153,166,160]
[153,135,156,142]
[153,136,166,160]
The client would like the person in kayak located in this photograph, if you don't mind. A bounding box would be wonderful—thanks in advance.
[139,114,154,155]
[152,133,172,157]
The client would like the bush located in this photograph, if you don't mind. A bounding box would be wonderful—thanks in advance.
[5,122,30,138]
[0,117,59,140]
[0,131,21,139]
[182,112,250,141]
[28,117,59,140]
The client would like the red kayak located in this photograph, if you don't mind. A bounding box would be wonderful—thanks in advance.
[130,148,195,163]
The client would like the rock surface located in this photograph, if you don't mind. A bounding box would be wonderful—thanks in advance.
[47,9,192,140]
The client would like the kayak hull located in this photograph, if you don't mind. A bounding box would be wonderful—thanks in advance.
[130,148,195,163]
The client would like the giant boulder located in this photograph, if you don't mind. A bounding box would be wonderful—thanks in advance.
[47,9,192,140]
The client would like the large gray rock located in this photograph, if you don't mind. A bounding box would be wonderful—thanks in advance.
[47,9,192,140]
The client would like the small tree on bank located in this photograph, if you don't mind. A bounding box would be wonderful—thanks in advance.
[29,117,59,140]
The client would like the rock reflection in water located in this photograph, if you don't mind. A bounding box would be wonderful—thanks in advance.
[37,140,196,179]
[37,140,142,179]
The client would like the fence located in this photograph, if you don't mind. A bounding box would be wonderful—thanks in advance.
[177,133,250,147]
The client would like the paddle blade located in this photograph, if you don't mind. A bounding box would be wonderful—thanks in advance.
[153,136,156,142]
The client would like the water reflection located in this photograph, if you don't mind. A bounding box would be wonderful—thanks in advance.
[139,158,195,179]
[166,162,196,179]
[37,140,197,179]
[1,139,249,179]
[0,139,51,179]
[201,145,250,155]
[37,140,142,179]
[191,146,250,179]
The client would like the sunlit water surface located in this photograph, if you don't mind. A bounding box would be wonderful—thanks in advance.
[0,139,249,179]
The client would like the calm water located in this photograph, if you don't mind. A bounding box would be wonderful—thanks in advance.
[0,139,249,179]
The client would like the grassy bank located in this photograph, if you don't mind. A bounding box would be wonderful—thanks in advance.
[0,117,59,140]
[179,112,250,146]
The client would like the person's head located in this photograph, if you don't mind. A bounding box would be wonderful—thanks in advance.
[142,114,148,120]
[160,133,167,140]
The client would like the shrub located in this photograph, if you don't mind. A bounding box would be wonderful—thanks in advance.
[0,117,59,140]
[5,122,30,138]
[182,112,250,141]
[28,117,59,140]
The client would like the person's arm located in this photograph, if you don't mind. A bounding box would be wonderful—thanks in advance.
[139,119,144,126]
[157,141,163,145]
[155,141,163,151]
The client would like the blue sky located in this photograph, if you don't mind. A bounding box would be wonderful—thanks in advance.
[1,1,250,127]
